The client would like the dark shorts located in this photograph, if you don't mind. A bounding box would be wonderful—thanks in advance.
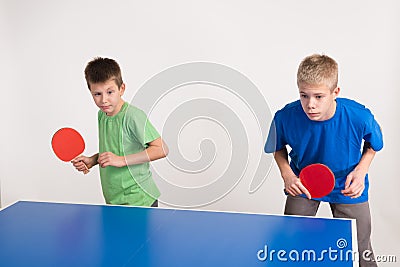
[151,200,158,207]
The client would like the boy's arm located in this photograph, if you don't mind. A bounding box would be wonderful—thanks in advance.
[274,148,311,199]
[124,137,169,166]
[97,137,169,168]
[342,145,376,198]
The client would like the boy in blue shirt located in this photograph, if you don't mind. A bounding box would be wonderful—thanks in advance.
[265,54,383,266]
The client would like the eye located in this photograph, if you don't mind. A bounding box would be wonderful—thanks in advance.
[93,92,101,97]
[316,95,323,99]
[107,90,114,95]
[300,94,308,99]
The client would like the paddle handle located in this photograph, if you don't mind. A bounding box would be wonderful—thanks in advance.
[82,162,90,175]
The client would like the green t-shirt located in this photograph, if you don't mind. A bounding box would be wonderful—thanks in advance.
[98,102,161,206]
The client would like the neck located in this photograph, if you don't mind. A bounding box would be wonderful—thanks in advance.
[327,100,337,119]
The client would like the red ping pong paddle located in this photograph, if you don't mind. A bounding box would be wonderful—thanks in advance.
[299,163,335,198]
[51,127,89,174]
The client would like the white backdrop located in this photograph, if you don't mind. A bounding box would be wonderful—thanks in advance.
[1,0,399,264]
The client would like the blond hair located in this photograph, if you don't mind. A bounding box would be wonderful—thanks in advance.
[297,54,338,90]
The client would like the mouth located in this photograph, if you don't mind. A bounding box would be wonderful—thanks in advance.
[307,113,319,118]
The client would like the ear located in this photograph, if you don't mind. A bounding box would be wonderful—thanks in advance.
[333,87,340,99]
[119,83,126,96]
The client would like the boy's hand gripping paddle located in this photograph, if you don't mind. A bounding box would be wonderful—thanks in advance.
[51,127,90,174]
[299,163,335,198]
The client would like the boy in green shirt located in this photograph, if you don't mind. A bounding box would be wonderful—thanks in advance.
[72,57,169,207]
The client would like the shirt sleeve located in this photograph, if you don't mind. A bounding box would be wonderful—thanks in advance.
[363,112,383,151]
[264,113,286,153]
[126,107,161,146]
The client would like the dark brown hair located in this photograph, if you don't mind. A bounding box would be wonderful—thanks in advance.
[84,57,123,89]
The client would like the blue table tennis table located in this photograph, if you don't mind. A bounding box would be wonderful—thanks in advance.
[0,201,357,266]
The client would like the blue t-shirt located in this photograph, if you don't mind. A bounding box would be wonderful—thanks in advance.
[265,98,383,204]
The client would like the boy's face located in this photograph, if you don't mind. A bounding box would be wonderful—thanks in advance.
[298,83,340,121]
[89,78,125,116]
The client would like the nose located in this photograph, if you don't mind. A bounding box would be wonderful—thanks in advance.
[101,94,107,104]
[307,97,316,110]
